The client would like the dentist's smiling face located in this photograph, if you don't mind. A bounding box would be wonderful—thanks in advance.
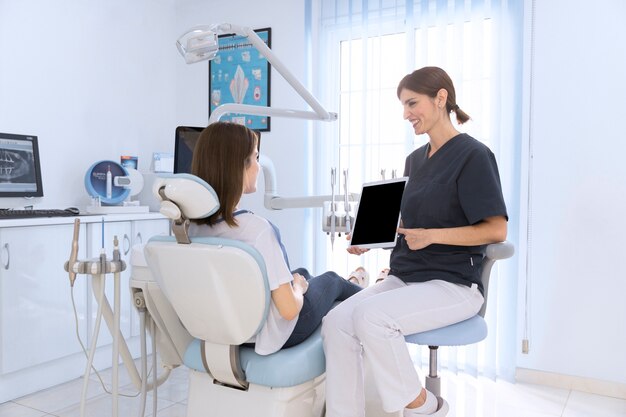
[399,88,441,136]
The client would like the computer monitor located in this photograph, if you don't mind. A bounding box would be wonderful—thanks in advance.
[0,132,44,197]
[174,126,203,174]
[174,125,261,174]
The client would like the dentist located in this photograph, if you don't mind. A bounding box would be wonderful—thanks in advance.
[321,66,508,417]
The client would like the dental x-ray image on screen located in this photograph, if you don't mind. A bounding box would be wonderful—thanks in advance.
[0,133,44,197]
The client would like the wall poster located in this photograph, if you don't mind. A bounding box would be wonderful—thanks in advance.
[209,27,271,131]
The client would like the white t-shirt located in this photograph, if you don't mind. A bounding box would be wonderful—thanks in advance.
[188,212,297,355]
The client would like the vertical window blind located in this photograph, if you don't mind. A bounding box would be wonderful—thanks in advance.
[306,0,523,394]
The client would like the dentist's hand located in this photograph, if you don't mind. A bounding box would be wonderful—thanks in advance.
[397,227,432,251]
[345,233,370,255]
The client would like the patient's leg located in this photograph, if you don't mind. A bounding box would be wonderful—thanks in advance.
[282,269,362,348]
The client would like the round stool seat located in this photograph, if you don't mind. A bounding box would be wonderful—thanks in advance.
[405,315,487,347]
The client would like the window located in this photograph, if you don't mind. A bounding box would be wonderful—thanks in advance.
[308,0,523,381]
[315,2,495,279]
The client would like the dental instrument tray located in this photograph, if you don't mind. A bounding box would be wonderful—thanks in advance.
[0,207,80,219]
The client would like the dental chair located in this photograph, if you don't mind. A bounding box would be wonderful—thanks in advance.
[135,173,325,417]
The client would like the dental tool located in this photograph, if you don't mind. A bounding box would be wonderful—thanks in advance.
[343,169,352,234]
[65,220,168,417]
[67,218,80,287]
[329,168,336,249]
[64,219,125,417]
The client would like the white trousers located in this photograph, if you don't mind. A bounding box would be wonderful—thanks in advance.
[321,276,484,417]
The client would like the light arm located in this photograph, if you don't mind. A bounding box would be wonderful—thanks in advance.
[259,155,359,210]
[177,23,338,123]
[211,24,335,122]
[177,23,343,210]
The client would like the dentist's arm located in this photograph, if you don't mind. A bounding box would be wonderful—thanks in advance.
[397,215,507,251]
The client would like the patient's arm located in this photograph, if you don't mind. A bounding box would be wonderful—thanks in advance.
[271,273,307,321]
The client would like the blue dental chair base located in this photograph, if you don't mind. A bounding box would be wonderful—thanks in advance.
[183,326,326,388]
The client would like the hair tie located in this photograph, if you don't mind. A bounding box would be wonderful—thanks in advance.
[452,104,460,111]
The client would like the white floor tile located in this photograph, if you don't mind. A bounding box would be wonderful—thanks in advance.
[5,362,625,417]
[442,373,568,417]
[52,390,177,417]
[12,376,105,414]
[563,390,626,417]
[0,401,48,417]
[152,402,187,417]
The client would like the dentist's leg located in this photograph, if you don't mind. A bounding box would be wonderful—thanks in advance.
[352,278,484,413]
[322,277,405,417]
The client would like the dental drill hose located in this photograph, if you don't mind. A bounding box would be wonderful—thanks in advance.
[343,170,351,233]
[65,218,80,287]
[111,235,121,417]
[330,168,336,248]
[80,270,107,417]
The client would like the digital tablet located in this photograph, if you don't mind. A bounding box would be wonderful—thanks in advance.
[349,177,408,249]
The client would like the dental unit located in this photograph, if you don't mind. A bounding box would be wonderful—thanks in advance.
[64,22,353,417]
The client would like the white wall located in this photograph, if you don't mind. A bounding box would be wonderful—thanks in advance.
[0,0,314,296]
[0,0,178,209]
[517,0,626,384]
[174,0,315,270]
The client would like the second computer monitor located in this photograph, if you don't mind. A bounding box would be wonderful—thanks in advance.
[173,125,261,174]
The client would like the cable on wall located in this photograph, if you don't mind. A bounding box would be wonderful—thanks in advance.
[522,0,537,355]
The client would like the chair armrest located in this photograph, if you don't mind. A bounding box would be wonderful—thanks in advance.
[478,241,514,317]
[485,241,515,261]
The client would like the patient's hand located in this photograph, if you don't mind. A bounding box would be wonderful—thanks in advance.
[292,273,309,294]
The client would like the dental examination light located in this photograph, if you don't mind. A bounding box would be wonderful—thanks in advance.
[176,26,219,64]
[177,23,358,242]
[177,23,336,125]
[176,23,358,210]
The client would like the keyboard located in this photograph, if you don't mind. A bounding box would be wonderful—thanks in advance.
[0,208,80,219]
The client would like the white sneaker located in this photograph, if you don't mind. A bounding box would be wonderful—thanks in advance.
[403,396,449,416]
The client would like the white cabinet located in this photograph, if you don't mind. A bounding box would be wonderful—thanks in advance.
[0,223,88,375]
[0,214,169,403]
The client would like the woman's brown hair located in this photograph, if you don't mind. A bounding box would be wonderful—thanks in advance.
[396,66,470,124]
[191,121,258,227]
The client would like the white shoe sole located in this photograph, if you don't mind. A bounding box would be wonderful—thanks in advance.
[431,397,449,416]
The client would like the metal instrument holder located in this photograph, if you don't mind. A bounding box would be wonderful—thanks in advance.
[64,218,127,417]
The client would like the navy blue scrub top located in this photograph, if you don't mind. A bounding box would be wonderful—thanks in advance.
[389,133,508,295]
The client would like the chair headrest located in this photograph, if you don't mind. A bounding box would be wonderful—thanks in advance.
[153,173,219,220]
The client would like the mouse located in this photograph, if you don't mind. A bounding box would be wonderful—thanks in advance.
[65,207,80,215]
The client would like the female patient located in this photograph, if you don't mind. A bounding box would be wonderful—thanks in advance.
[188,121,362,355]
